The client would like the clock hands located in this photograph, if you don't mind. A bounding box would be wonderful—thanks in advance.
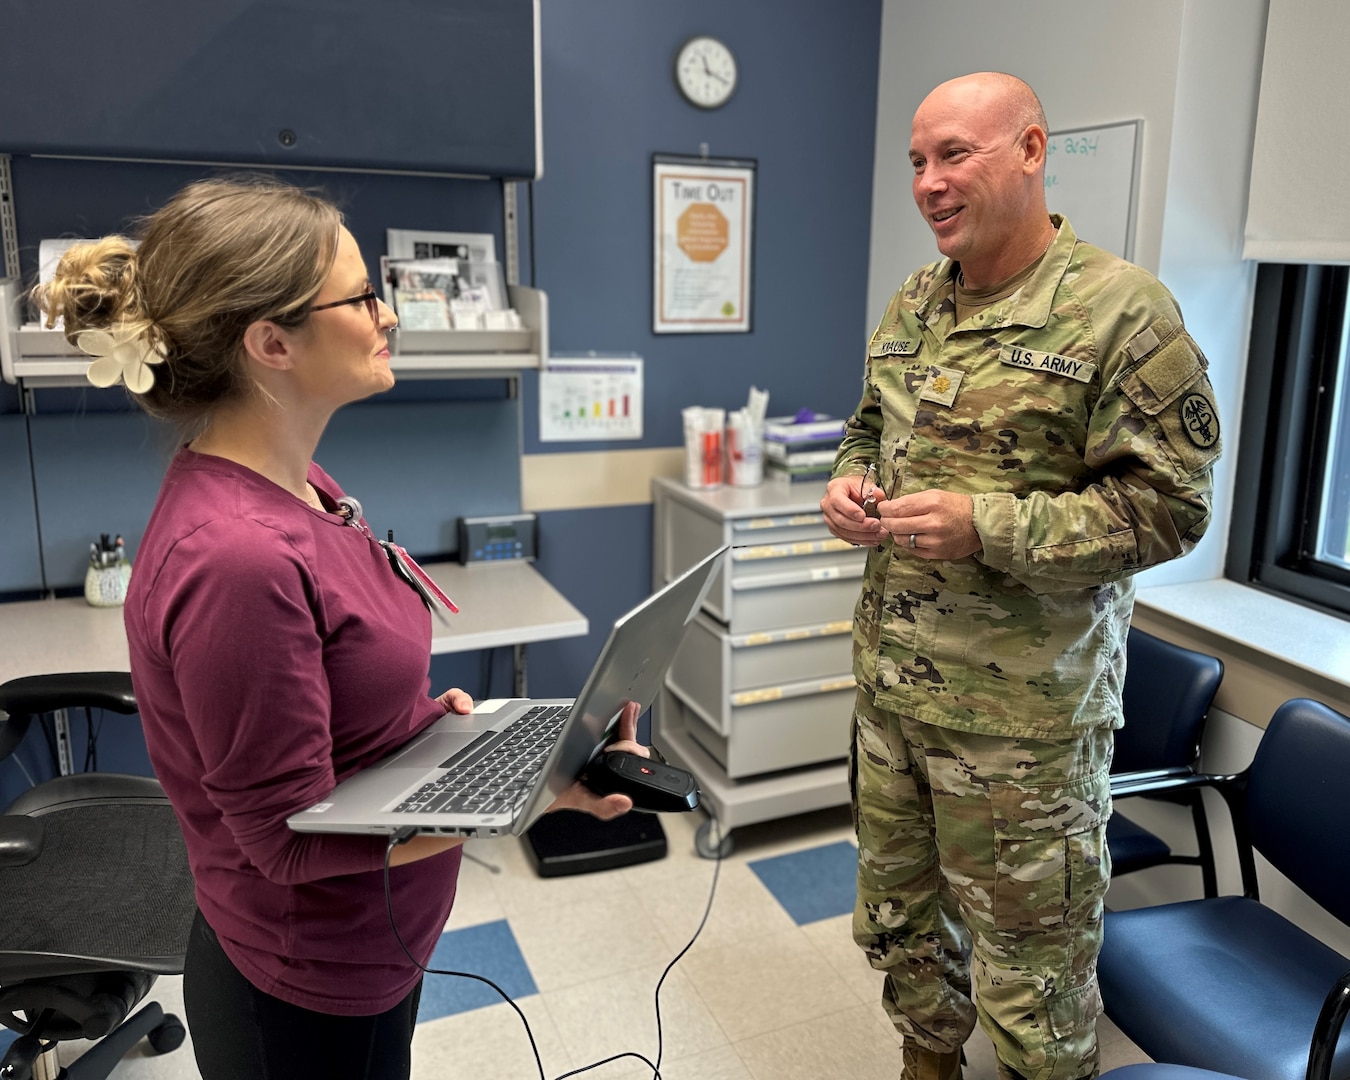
[700,54,729,84]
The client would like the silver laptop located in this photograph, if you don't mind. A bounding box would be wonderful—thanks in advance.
[288,545,726,839]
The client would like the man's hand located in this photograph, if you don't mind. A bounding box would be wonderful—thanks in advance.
[821,474,888,547]
[877,489,982,561]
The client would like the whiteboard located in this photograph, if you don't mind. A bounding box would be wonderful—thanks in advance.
[1044,120,1141,262]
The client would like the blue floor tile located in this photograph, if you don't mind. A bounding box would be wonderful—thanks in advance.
[749,839,858,925]
[416,919,538,1021]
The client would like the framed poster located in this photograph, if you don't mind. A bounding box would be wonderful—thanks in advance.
[652,154,756,334]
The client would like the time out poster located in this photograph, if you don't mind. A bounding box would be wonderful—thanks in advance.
[652,157,755,333]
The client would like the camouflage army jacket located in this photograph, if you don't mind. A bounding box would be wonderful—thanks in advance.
[835,217,1221,736]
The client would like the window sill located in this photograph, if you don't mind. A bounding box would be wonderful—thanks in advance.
[1134,578,1350,696]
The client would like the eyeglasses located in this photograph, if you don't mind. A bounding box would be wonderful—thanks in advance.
[309,287,380,323]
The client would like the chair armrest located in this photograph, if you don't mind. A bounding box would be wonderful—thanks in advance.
[6,773,168,817]
[1109,769,1241,799]
[1109,766,1196,792]
[1309,968,1350,1080]
[0,815,44,867]
[1109,766,1261,899]
[0,672,136,715]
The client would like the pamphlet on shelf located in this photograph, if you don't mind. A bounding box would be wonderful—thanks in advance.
[449,299,483,330]
[763,412,845,443]
[766,461,833,483]
[382,229,500,312]
[383,256,515,331]
[393,289,452,331]
[764,444,837,467]
[386,229,497,265]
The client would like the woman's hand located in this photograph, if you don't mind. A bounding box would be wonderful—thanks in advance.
[436,687,474,715]
[545,699,648,820]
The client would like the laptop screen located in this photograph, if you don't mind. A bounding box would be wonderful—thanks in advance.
[513,543,726,831]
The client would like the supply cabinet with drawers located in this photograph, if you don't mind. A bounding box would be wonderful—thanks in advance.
[651,476,864,856]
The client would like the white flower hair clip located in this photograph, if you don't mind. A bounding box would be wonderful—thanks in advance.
[77,327,166,394]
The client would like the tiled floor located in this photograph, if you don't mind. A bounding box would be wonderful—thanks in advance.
[7,806,1152,1079]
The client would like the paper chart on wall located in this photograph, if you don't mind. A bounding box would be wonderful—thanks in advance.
[539,354,643,442]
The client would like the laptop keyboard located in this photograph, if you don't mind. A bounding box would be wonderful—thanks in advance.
[392,704,572,816]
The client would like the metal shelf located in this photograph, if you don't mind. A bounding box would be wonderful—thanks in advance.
[0,279,548,389]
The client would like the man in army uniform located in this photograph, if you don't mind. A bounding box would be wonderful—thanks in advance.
[820,72,1220,1080]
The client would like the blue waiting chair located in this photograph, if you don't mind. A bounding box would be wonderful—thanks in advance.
[1098,697,1350,1080]
[1109,628,1223,896]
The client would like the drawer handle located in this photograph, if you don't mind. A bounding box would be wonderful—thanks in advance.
[733,538,855,560]
[731,674,856,707]
[731,560,865,590]
[737,620,854,647]
[735,513,826,532]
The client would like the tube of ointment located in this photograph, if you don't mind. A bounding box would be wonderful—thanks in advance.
[702,408,725,488]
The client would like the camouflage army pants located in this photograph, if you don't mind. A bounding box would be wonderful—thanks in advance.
[849,688,1113,1080]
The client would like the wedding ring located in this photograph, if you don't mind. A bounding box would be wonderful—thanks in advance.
[909,533,917,549]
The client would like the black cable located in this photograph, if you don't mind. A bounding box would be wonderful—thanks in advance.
[383,829,548,1080]
[381,807,725,1080]
[83,706,103,772]
[646,813,723,1078]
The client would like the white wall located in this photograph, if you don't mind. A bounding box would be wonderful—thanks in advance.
[1146,0,1267,583]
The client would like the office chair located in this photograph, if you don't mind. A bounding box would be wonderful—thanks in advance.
[1098,697,1350,1080]
[1108,627,1224,897]
[0,672,195,1080]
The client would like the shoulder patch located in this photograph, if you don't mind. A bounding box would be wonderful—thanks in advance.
[1179,392,1220,449]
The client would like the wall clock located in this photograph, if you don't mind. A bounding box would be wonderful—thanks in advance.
[674,36,738,109]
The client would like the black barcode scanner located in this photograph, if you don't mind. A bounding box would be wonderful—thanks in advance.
[582,750,700,813]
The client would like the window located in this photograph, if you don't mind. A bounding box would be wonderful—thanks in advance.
[1228,264,1350,618]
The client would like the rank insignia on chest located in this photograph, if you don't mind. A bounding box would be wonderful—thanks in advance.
[999,345,1097,384]
[918,365,964,406]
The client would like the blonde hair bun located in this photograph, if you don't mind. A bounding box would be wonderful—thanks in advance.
[34,236,145,342]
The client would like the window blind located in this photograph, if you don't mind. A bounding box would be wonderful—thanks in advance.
[1244,0,1350,263]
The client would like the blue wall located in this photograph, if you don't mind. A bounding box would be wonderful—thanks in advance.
[0,0,881,800]
[519,0,881,699]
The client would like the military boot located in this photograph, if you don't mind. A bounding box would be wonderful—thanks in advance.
[901,1044,963,1080]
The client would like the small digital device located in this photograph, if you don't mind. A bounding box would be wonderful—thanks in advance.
[457,513,538,565]
[581,751,700,813]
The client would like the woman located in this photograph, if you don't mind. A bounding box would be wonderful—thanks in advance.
[36,176,642,1079]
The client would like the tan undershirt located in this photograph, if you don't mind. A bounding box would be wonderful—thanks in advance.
[953,257,1041,325]
[953,226,1058,324]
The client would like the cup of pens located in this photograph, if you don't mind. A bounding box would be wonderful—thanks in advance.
[85,533,131,608]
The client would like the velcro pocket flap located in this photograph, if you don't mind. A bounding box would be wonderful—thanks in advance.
[1119,331,1203,417]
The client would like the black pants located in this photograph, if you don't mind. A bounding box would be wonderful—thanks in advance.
[183,911,423,1080]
